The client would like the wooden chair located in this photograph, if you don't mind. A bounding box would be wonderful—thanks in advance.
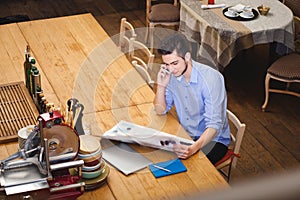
[145,0,180,52]
[262,1,300,111]
[130,37,155,88]
[132,60,155,88]
[261,53,300,111]
[283,0,300,53]
[282,0,300,18]
[119,17,137,53]
[129,37,155,71]
[214,109,246,182]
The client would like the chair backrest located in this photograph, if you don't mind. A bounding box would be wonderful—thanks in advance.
[132,60,155,88]
[226,109,246,168]
[283,0,300,17]
[283,0,300,44]
[129,37,155,71]
[146,0,178,16]
[119,18,137,52]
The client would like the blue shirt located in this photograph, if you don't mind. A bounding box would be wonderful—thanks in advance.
[164,60,230,146]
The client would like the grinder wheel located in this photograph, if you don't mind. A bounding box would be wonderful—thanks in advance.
[43,124,80,160]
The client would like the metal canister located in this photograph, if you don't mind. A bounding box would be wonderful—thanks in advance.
[31,69,41,98]
[18,125,35,150]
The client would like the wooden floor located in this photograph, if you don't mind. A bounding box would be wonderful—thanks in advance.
[1,0,299,184]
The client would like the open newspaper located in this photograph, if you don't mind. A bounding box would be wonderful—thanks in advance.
[102,120,194,152]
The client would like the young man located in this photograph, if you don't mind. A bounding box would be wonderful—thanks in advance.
[154,33,230,164]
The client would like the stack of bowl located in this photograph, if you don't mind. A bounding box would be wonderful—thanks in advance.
[78,135,109,190]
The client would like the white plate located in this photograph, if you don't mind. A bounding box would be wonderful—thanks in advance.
[239,12,254,19]
[224,11,238,18]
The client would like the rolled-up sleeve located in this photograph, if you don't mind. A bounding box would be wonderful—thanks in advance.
[201,70,227,133]
[163,87,174,114]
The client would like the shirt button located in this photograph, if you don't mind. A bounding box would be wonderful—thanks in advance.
[186,118,189,120]
[185,96,187,98]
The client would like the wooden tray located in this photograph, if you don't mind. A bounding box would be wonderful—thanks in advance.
[0,82,39,143]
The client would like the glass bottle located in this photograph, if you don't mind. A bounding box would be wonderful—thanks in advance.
[23,45,31,92]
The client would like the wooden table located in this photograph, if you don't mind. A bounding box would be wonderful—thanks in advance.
[82,103,228,199]
[180,0,295,70]
[0,13,228,199]
[0,14,154,113]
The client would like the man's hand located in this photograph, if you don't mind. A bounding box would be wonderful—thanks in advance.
[173,143,199,159]
[157,64,171,87]
[173,128,217,159]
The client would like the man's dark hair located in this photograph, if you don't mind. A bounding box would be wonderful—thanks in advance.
[158,33,191,58]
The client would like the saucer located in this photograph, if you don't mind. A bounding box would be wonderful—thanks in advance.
[224,11,238,18]
[239,12,254,19]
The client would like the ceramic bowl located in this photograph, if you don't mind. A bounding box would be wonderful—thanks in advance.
[78,148,102,162]
[82,159,103,171]
[82,161,106,179]
[78,146,102,159]
[83,157,102,167]
[79,135,101,154]
[79,151,102,163]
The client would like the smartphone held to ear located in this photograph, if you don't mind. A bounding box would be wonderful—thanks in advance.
[162,68,170,75]
[161,64,170,74]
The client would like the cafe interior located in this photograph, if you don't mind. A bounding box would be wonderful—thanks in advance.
[0,0,299,199]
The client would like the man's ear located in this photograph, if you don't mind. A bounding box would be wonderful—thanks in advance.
[184,52,191,62]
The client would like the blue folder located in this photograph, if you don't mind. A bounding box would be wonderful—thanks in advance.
[149,158,187,178]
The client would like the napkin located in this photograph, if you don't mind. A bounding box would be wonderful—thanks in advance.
[201,4,226,9]
[230,4,247,12]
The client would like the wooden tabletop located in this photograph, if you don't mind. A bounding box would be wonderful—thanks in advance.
[0,14,154,113]
[81,103,228,199]
[0,13,228,199]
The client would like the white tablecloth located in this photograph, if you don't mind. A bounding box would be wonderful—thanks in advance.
[180,0,295,70]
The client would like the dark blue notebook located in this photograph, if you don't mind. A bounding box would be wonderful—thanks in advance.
[149,158,187,178]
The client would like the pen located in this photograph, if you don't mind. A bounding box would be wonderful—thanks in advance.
[152,165,171,172]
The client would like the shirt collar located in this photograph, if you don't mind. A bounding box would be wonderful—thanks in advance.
[176,76,183,81]
[175,60,198,83]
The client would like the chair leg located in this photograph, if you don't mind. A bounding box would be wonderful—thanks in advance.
[262,73,271,112]
[149,23,154,53]
[227,164,232,182]
[145,21,149,44]
[218,167,230,182]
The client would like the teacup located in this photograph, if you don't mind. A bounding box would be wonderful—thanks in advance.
[242,10,254,17]
[227,8,238,16]
[243,6,252,12]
